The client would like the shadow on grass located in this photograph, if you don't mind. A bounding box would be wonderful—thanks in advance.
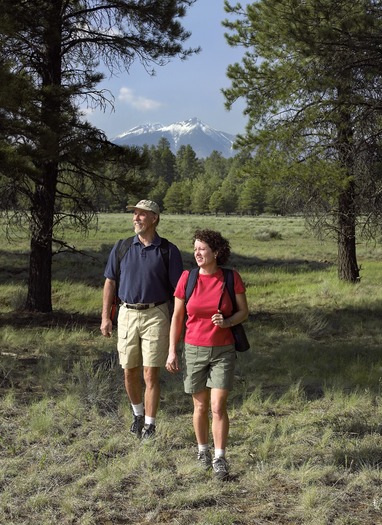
[0,244,335,287]
[2,303,382,400]
[0,310,100,329]
[230,303,382,405]
[333,444,382,471]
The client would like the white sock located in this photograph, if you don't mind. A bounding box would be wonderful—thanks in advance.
[132,403,144,417]
[145,416,156,426]
[198,444,209,453]
[214,449,225,459]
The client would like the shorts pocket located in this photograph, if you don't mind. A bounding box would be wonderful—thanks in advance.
[148,323,169,340]
[118,325,128,338]
[157,302,170,321]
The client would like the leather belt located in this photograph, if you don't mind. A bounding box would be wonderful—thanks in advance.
[123,301,166,310]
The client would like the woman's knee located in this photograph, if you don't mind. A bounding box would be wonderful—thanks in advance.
[211,392,228,418]
[193,391,210,416]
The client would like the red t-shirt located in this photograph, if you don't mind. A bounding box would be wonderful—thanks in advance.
[174,268,246,347]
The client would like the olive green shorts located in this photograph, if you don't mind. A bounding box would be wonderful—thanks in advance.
[117,303,170,369]
[183,343,236,394]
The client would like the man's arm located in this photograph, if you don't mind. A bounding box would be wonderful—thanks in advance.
[100,278,116,337]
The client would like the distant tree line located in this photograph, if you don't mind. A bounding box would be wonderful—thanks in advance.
[98,137,286,216]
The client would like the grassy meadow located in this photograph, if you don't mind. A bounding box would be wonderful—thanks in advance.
[1,213,382,525]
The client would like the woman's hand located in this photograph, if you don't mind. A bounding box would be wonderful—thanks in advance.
[212,310,227,328]
[166,352,180,374]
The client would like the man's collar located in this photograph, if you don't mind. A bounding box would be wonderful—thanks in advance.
[134,232,161,246]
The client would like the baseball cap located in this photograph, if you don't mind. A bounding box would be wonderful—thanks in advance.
[126,199,160,215]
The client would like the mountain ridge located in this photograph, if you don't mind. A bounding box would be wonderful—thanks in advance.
[112,117,236,158]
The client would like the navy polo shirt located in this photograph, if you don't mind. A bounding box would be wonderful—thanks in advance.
[104,233,183,304]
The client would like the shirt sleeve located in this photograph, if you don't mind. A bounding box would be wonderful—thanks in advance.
[103,241,119,281]
[233,269,246,294]
[174,270,189,299]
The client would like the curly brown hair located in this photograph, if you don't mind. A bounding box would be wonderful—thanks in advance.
[192,229,231,266]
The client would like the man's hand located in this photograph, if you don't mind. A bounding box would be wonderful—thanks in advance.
[100,318,113,337]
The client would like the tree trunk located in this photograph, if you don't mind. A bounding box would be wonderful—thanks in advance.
[26,236,53,312]
[335,82,360,283]
[337,181,360,282]
[25,176,56,312]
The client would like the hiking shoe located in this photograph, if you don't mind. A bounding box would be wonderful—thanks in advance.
[141,423,156,439]
[130,415,144,438]
[197,450,212,470]
[212,457,229,480]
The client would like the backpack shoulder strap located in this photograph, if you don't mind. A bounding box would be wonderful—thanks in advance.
[117,236,135,264]
[159,237,170,272]
[222,267,237,311]
[185,267,200,304]
[114,236,134,295]
[159,237,173,293]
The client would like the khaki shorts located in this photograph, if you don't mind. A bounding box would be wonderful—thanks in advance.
[117,303,170,369]
[183,343,236,394]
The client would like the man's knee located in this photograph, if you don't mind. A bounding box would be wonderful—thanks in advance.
[143,366,160,387]
[124,366,141,383]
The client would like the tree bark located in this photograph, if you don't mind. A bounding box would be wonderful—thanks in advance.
[335,83,360,283]
[337,181,360,282]
[25,173,56,312]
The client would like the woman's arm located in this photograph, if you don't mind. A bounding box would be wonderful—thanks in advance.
[224,292,249,328]
[212,292,249,329]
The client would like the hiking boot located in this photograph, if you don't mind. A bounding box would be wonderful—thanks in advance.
[197,450,212,470]
[130,415,144,438]
[141,423,156,439]
[212,457,229,480]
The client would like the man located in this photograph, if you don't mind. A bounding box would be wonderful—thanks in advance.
[100,199,183,438]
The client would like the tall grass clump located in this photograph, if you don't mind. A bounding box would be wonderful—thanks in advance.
[254,229,283,241]
[70,357,124,413]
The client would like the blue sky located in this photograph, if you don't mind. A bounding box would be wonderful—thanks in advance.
[84,1,249,139]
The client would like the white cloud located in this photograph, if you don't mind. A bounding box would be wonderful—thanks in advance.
[80,107,95,116]
[118,87,163,111]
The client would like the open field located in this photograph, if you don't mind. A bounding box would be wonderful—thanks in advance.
[1,213,382,525]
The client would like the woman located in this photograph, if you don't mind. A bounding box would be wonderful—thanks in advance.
[166,229,249,480]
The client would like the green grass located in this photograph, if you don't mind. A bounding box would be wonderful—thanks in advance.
[1,213,382,524]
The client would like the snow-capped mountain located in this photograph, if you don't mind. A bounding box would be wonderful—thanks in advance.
[112,117,236,158]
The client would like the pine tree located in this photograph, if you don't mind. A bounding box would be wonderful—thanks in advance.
[224,0,382,281]
[0,0,198,311]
